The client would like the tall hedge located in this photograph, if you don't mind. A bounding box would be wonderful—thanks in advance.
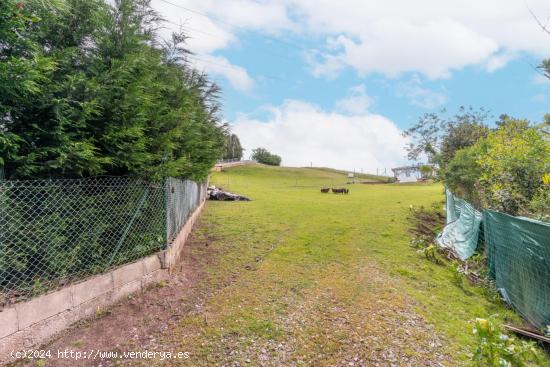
[0,0,226,181]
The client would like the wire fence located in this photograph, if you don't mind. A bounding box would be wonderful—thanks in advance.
[0,176,205,306]
[166,178,207,242]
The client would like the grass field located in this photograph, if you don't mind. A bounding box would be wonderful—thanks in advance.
[305,167,393,182]
[159,163,543,366]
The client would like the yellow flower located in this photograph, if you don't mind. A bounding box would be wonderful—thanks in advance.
[476,318,490,332]
[542,173,550,186]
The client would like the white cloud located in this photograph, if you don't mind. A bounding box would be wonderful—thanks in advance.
[152,0,235,54]
[396,76,447,109]
[291,0,550,79]
[152,0,550,84]
[192,55,254,92]
[151,0,267,92]
[311,20,499,79]
[233,100,409,172]
[306,50,345,79]
[485,51,518,72]
[335,84,373,114]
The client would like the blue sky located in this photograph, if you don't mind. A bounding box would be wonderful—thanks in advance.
[152,0,550,172]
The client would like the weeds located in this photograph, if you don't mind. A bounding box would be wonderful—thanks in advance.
[408,202,549,365]
[408,203,495,288]
[472,316,542,366]
[408,203,445,265]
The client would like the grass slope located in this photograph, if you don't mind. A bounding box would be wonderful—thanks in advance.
[305,167,393,182]
[164,164,546,366]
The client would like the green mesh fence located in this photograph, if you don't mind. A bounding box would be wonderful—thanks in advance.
[0,176,205,306]
[483,210,550,331]
[440,189,550,331]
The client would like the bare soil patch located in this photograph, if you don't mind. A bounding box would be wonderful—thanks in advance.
[9,219,220,367]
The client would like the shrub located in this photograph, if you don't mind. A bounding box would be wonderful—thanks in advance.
[251,148,282,166]
[442,119,550,220]
[472,316,542,366]
[442,142,485,206]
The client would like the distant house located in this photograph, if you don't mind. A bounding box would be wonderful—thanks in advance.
[391,164,434,183]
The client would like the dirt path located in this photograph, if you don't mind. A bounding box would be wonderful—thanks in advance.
[10,210,450,367]
[9,222,216,367]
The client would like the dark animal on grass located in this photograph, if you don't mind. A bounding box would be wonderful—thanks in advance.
[320,188,330,193]
[332,188,349,194]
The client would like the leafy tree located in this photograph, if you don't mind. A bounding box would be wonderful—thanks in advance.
[0,0,230,297]
[540,59,550,81]
[442,142,485,206]
[0,0,225,181]
[222,133,243,160]
[0,0,60,170]
[419,165,434,178]
[403,107,489,168]
[477,120,549,218]
[251,147,281,166]
[443,119,550,219]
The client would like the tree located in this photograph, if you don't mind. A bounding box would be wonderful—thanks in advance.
[251,148,281,166]
[442,142,485,205]
[0,0,61,170]
[541,59,550,80]
[477,120,549,218]
[442,119,550,219]
[222,133,243,160]
[0,0,225,181]
[419,165,434,179]
[403,107,489,168]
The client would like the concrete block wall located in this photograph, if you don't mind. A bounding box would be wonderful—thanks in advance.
[0,199,205,364]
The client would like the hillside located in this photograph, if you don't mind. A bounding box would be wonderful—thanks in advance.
[305,166,394,182]
[215,164,392,188]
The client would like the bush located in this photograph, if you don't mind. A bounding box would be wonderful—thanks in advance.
[442,142,485,206]
[442,119,550,220]
[472,316,542,366]
[477,120,549,217]
[251,148,282,166]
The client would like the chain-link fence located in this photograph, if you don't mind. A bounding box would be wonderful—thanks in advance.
[166,178,207,242]
[0,176,205,306]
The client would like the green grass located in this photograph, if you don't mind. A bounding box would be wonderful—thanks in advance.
[305,166,393,182]
[166,164,547,366]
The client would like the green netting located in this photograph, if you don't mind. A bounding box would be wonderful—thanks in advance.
[483,210,550,331]
[437,189,482,260]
